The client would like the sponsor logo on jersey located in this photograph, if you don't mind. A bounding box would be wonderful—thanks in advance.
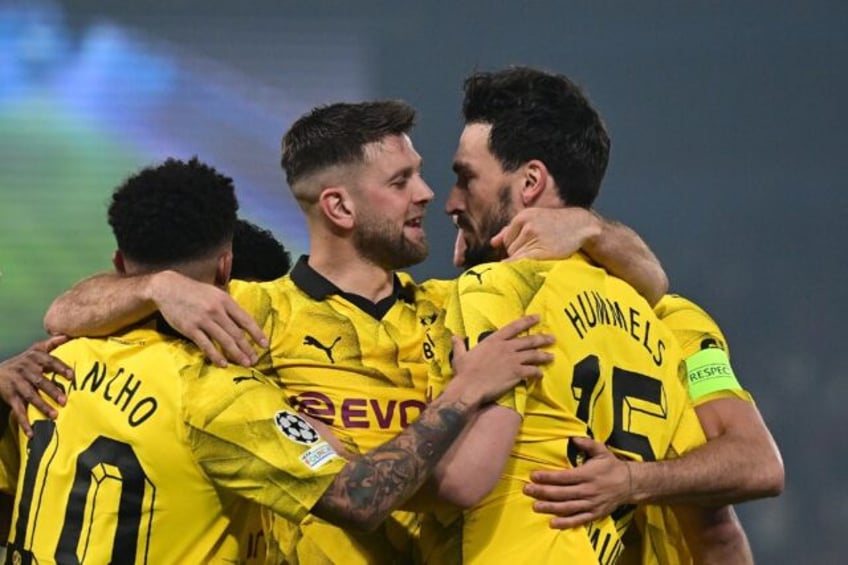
[303,335,342,363]
[290,391,426,430]
[274,410,321,444]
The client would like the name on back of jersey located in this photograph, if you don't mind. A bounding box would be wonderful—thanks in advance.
[563,290,666,367]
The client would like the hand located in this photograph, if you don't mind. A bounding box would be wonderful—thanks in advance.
[524,436,632,529]
[450,315,554,405]
[151,271,267,367]
[0,335,74,437]
[491,208,601,262]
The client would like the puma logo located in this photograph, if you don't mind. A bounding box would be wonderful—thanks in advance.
[419,313,438,326]
[233,375,260,384]
[464,267,492,284]
[303,335,342,363]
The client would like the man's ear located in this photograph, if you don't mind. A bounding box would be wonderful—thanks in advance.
[216,249,233,286]
[112,250,126,274]
[520,160,550,207]
[318,186,355,230]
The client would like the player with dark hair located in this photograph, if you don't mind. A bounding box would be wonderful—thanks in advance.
[41,100,683,562]
[437,66,781,563]
[423,66,700,563]
[0,157,551,563]
[231,219,291,282]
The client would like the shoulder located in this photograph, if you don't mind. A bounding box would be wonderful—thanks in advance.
[455,260,551,292]
[180,360,276,420]
[229,276,298,320]
[655,294,729,356]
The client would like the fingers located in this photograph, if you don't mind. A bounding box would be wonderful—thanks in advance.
[228,305,269,349]
[450,335,468,357]
[29,350,73,381]
[33,373,67,407]
[570,436,608,457]
[494,211,527,252]
[507,333,555,352]
[530,468,585,486]
[201,303,266,367]
[517,365,544,382]
[31,334,69,353]
[491,314,541,340]
[10,399,33,438]
[21,385,58,421]
[185,330,229,368]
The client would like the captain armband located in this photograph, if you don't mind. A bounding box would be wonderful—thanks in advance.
[684,347,742,400]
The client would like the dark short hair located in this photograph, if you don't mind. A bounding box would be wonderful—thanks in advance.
[108,157,238,267]
[231,219,291,281]
[462,66,610,207]
[281,100,416,187]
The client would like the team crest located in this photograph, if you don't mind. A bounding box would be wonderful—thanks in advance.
[274,411,320,445]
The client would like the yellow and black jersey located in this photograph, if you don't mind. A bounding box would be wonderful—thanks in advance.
[229,256,455,564]
[430,256,706,565]
[625,294,753,565]
[3,319,343,564]
[655,294,751,406]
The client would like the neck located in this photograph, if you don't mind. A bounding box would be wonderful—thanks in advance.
[308,237,395,302]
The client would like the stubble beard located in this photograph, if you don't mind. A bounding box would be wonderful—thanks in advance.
[460,185,513,269]
[354,216,429,271]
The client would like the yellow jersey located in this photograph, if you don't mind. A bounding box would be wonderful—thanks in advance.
[431,257,706,565]
[3,318,344,564]
[229,257,455,564]
[627,294,752,565]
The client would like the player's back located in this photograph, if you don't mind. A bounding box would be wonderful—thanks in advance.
[446,256,705,564]
[6,324,251,564]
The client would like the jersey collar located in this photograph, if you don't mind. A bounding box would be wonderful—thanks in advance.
[290,255,413,319]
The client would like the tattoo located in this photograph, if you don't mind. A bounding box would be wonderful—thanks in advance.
[312,400,468,530]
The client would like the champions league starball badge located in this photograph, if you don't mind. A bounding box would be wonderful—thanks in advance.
[274,410,320,445]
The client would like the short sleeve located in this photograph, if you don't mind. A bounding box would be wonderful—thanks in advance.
[182,362,345,524]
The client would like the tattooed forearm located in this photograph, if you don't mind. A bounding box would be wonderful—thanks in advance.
[311,399,470,531]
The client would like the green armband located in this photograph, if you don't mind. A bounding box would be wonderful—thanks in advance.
[685,348,742,400]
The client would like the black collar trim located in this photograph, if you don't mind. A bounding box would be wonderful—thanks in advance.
[290,255,413,320]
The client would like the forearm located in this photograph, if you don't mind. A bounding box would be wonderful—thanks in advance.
[583,215,668,306]
[44,271,162,336]
[434,404,520,508]
[672,504,753,565]
[628,430,781,506]
[311,386,476,531]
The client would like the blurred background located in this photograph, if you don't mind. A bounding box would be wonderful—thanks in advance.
[1,0,844,560]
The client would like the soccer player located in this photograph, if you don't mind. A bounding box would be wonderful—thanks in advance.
[428,66,731,563]
[0,157,552,563]
[525,293,783,564]
[41,101,673,564]
[231,218,292,282]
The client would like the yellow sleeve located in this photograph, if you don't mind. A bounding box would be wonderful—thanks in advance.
[445,264,530,415]
[229,279,289,376]
[655,295,753,406]
[182,362,346,524]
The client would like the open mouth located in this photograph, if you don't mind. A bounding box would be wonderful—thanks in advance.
[405,217,423,228]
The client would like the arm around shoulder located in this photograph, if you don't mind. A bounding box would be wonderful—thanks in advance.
[582,213,668,306]
[43,271,161,336]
